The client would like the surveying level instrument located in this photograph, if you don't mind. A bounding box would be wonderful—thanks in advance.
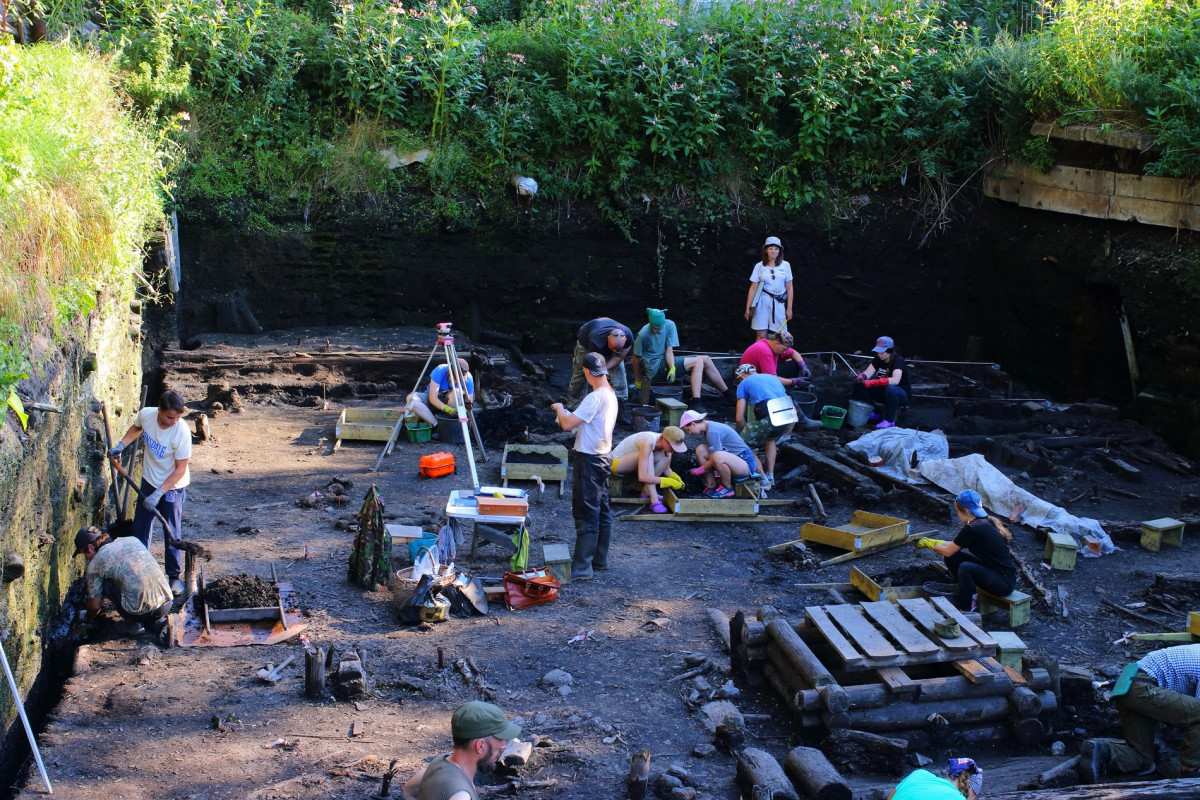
[406,322,486,489]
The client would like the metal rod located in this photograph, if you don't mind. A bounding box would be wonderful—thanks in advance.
[121,385,149,516]
[0,633,52,794]
[100,401,125,520]
[442,337,481,488]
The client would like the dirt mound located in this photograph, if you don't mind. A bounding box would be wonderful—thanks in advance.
[204,574,279,609]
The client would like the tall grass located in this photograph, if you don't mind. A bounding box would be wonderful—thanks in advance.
[0,41,167,393]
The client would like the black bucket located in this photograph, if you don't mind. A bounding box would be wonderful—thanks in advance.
[436,415,466,443]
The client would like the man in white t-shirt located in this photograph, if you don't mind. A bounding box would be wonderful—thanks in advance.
[551,353,618,580]
[110,390,192,596]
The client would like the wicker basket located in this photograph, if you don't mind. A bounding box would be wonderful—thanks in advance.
[392,550,455,613]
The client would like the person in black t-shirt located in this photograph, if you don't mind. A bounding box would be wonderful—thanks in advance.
[915,489,1017,611]
[852,334,911,428]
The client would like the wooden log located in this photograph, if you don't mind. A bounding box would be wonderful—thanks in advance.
[735,748,800,800]
[195,413,212,442]
[1031,756,1081,789]
[779,441,884,500]
[824,450,949,517]
[1101,455,1144,482]
[820,730,907,776]
[1012,715,1045,746]
[795,669,1053,712]
[1007,685,1042,717]
[627,748,650,800]
[987,780,1200,799]
[305,646,326,698]
[764,618,849,714]
[831,690,1057,733]
[784,746,851,800]
[708,608,733,653]
[744,619,768,647]
[1127,444,1194,475]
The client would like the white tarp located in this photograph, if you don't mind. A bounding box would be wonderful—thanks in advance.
[918,453,1115,555]
[846,428,950,483]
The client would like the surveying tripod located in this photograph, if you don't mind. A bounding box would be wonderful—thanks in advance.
[408,322,487,488]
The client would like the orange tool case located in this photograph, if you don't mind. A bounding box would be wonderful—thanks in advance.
[419,452,455,478]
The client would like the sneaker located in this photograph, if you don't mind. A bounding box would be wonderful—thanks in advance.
[761,474,775,491]
[702,487,720,498]
[875,420,896,429]
[711,486,735,499]
[170,579,185,597]
[1079,740,1110,784]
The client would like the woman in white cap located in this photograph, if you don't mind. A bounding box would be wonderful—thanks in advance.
[744,235,793,340]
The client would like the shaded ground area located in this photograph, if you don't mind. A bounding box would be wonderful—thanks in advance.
[17,327,1200,799]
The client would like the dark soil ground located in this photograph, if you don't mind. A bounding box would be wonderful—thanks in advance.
[18,327,1200,799]
[205,575,283,610]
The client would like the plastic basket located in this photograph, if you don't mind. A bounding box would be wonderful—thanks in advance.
[820,405,847,430]
[405,421,432,443]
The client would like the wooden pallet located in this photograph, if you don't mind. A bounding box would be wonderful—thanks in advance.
[803,596,998,671]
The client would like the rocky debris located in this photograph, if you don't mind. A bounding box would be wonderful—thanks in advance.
[334,651,368,700]
[205,381,244,413]
[540,669,574,689]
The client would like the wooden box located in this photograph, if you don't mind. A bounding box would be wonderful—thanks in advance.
[543,543,571,585]
[336,408,403,444]
[1044,531,1078,571]
[801,511,910,551]
[989,630,1027,670]
[501,443,569,497]
[1189,611,1200,637]
[663,488,758,517]
[976,588,1032,628]
[478,496,529,517]
[655,396,689,427]
[849,566,925,602]
[1141,517,1184,552]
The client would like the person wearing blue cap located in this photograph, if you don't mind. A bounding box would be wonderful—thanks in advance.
[632,308,731,409]
[852,335,911,429]
[402,701,522,800]
[890,757,982,799]
[914,489,1017,612]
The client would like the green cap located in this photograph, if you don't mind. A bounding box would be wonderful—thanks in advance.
[647,308,667,328]
[451,701,521,741]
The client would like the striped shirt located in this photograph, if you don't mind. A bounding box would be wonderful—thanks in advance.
[1137,644,1200,698]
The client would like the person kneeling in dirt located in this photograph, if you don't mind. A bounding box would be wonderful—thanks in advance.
[74,526,173,646]
[632,308,732,409]
[733,364,821,491]
[915,490,1016,612]
[402,701,522,800]
[891,757,982,800]
[610,426,687,514]
[680,410,761,499]
[408,359,475,426]
[1078,643,1200,783]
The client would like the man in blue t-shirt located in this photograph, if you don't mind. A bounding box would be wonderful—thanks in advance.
[632,308,731,410]
[406,358,475,427]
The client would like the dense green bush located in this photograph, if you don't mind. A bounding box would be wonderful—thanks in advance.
[37,0,1197,229]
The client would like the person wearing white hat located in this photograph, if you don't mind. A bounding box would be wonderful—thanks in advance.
[744,235,793,340]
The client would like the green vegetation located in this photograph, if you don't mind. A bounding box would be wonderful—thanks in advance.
[0,40,168,397]
[24,0,1200,233]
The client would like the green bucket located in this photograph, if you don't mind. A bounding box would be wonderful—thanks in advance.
[820,405,847,430]
[405,421,433,443]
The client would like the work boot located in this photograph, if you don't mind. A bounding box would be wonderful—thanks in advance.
[572,523,598,580]
[799,413,823,430]
[617,400,632,427]
[1079,740,1111,784]
[687,393,707,414]
[170,578,185,597]
[594,526,612,570]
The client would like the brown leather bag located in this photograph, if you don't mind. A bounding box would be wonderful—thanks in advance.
[502,569,561,610]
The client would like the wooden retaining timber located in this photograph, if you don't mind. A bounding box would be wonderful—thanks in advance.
[983,159,1200,230]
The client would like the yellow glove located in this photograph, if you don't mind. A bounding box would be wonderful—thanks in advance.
[660,473,684,491]
[666,364,676,382]
[443,404,455,415]
[634,380,643,391]
[915,538,947,550]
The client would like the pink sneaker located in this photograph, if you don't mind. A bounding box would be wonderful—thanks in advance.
[711,486,735,499]
[875,420,896,429]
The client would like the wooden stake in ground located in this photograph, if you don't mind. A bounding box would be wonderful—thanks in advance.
[627,749,650,800]
[305,647,326,698]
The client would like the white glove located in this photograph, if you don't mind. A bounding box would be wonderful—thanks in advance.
[143,488,165,511]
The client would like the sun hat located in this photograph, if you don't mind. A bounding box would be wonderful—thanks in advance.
[582,352,608,376]
[954,489,987,518]
[734,364,756,380]
[451,702,522,741]
[679,410,707,427]
[661,425,687,452]
[647,308,667,328]
[872,335,894,353]
[763,236,782,248]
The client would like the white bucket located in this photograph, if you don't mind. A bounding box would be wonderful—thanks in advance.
[847,399,874,427]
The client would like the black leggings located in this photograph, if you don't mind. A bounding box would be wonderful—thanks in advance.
[945,551,1016,611]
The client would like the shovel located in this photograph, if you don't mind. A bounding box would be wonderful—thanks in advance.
[107,454,212,562]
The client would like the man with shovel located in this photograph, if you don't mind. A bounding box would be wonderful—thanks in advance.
[110,390,191,596]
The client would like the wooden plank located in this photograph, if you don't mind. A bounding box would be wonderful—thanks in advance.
[929,596,999,649]
[804,606,864,666]
[896,598,976,651]
[1002,665,1028,685]
[1114,173,1200,204]
[953,659,996,685]
[1002,162,1116,195]
[819,533,927,567]
[334,422,398,441]
[1019,185,1111,219]
[206,606,284,623]
[859,601,941,656]
[1109,195,1187,228]
[982,175,1022,204]
[664,488,759,517]
[341,408,405,423]
[825,604,898,660]
[875,667,918,695]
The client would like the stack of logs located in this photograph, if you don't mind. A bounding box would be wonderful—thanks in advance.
[731,606,1057,744]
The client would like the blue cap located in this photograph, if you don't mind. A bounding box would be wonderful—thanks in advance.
[955,489,987,518]
[872,335,894,353]
[946,757,978,778]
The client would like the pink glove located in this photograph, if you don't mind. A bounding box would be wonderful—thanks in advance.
[689,466,707,476]
[855,372,867,383]
[866,377,890,388]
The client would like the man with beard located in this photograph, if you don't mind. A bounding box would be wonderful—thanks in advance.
[403,702,522,800]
